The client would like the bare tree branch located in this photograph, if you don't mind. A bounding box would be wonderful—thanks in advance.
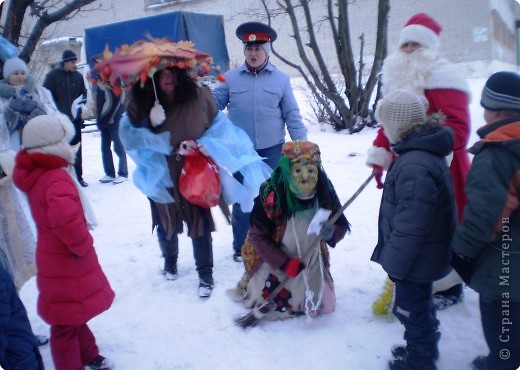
[262,0,389,131]
[2,0,100,63]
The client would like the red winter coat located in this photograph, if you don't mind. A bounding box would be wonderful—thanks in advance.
[371,88,471,223]
[13,151,114,325]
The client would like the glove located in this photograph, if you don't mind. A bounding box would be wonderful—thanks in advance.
[9,96,37,114]
[282,258,305,278]
[319,221,335,242]
[71,95,86,120]
[451,251,474,284]
[373,165,384,189]
[29,106,46,118]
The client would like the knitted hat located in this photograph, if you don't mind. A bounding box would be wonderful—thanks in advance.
[3,57,28,78]
[480,71,520,111]
[399,13,442,54]
[61,49,78,63]
[22,114,76,164]
[375,89,427,144]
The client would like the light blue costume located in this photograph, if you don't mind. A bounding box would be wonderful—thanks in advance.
[119,112,271,212]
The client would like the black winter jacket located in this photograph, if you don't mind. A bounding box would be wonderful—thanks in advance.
[43,66,86,144]
[371,124,457,283]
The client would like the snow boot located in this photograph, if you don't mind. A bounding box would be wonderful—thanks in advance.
[432,284,464,310]
[87,355,114,370]
[389,345,438,370]
[159,237,178,280]
[192,234,214,298]
[391,345,407,361]
[471,355,488,370]
[198,279,214,298]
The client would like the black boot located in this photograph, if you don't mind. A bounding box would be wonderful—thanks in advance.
[433,284,464,310]
[192,234,214,297]
[159,237,179,280]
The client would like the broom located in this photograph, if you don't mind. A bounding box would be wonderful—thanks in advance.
[372,277,394,316]
[235,172,375,328]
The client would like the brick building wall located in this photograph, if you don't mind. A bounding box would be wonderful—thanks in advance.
[21,0,520,81]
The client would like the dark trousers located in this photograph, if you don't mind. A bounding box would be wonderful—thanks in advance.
[156,211,213,283]
[100,124,128,178]
[232,143,283,253]
[480,297,520,370]
[50,324,99,370]
[74,143,83,181]
[393,280,439,370]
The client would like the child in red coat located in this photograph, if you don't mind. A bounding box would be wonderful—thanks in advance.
[13,114,115,370]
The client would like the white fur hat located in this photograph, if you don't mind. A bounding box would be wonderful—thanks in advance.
[375,89,427,144]
[3,57,28,78]
[22,114,76,164]
[398,13,442,54]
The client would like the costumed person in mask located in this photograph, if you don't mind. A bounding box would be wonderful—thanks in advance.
[370,90,456,370]
[13,114,115,370]
[110,38,272,299]
[213,22,307,263]
[366,13,471,310]
[234,140,349,320]
[0,57,57,150]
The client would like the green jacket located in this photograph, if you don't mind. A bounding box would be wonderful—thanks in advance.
[452,116,520,302]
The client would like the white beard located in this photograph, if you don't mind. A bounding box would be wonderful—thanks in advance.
[380,49,437,96]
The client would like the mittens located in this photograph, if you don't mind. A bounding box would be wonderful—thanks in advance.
[9,96,37,114]
[29,106,46,118]
[373,165,384,189]
[282,258,305,278]
[149,100,166,127]
[319,222,335,242]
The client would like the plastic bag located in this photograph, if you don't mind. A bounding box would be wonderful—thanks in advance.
[178,140,221,208]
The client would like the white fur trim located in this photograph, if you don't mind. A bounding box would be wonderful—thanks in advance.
[399,24,440,54]
[432,269,463,294]
[63,166,98,229]
[0,150,16,179]
[366,146,393,170]
[425,59,472,100]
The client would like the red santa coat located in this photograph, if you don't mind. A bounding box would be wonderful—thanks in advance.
[13,151,114,325]
[368,59,471,222]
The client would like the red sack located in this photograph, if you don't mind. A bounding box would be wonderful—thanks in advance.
[178,140,221,208]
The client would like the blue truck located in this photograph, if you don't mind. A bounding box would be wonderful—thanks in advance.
[84,10,229,75]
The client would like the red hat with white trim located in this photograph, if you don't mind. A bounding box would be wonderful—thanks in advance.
[399,13,442,53]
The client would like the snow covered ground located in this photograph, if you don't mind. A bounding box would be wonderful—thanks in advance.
[19,78,492,370]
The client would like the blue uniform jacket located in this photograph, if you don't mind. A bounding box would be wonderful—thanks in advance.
[212,62,307,150]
